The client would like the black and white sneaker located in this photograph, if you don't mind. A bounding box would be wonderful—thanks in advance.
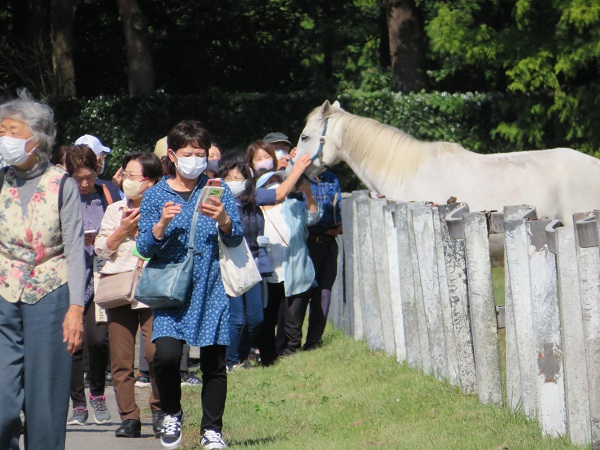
[200,429,227,449]
[160,411,183,449]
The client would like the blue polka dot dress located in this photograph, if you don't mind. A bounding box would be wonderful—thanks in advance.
[136,175,243,347]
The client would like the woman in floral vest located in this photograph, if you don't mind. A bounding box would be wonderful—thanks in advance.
[0,90,86,450]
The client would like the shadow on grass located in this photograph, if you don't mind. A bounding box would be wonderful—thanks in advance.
[229,435,284,447]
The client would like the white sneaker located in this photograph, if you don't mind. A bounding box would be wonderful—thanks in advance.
[161,411,183,449]
[200,429,227,449]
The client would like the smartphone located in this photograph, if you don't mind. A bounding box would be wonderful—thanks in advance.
[199,185,225,206]
[84,229,98,235]
[207,178,222,187]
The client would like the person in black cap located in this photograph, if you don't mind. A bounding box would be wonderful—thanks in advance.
[263,132,294,170]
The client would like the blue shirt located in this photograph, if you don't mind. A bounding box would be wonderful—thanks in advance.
[136,175,243,347]
[307,171,342,235]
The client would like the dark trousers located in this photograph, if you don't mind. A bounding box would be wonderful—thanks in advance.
[154,338,227,433]
[305,238,339,348]
[70,301,109,406]
[0,284,71,450]
[257,282,310,366]
[106,306,160,421]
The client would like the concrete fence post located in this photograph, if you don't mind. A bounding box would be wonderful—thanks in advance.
[407,202,433,374]
[575,212,600,450]
[412,206,449,381]
[432,207,460,387]
[463,212,503,406]
[348,191,369,340]
[504,205,539,418]
[356,198,384,351]
[384,202,407,363]
[329,234,345,332]
[547,221,590,446]
[394,203,422,369]
[439,203,476,394]
[528,220,566,437]
[370,198,396,357]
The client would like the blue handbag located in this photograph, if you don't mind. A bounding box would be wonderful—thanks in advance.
[134,194,202,309]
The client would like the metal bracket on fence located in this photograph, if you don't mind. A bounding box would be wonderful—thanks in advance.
[489,211,505,234]
[575,213,599,248]
[443,203,470,239]
[529,219,552,250]
[503,205,537,222]
[544,220,563,255]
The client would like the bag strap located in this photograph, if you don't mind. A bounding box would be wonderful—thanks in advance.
[187,178,208,250]
[260,206,289,247]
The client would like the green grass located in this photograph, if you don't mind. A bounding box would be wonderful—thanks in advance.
[180,323,579,449]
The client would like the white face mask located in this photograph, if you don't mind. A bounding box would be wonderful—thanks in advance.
[0,136,34,166]
[275,150,288,160]
[122,178,149,200]
[267,182,281,190]
[226,180,246,198]
[254,159,273,171]
[173,153,207,179]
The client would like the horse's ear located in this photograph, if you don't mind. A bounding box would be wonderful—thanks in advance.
[332,100,341,108]
[320,100,331,117]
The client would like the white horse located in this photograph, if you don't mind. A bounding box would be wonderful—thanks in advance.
[290,100,600,223]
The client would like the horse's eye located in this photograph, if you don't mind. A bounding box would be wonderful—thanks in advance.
[301,135,308,142]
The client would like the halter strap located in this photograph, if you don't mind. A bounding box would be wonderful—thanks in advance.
[290,116,330,169]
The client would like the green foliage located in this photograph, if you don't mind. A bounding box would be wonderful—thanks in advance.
[419,0,600,155]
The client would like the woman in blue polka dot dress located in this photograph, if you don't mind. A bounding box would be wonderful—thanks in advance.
[136,120,241,450]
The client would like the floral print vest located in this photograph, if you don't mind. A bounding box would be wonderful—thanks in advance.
[0,165,68,304]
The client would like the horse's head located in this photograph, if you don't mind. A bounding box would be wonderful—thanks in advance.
[287,100,343,178]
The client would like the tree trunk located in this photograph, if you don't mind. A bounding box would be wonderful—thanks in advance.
[115,0,154,96]
[383,0,428,92]
[50,0,79,97]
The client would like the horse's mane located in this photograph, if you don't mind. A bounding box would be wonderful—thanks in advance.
[327,108,467,183]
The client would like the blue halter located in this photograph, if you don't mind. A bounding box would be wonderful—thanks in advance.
[290,117,329,168]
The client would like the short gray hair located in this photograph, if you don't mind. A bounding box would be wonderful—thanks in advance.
[0,89,56,155]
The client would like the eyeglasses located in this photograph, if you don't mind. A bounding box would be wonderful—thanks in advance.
[224,176,246,182]
[121,171,147,181]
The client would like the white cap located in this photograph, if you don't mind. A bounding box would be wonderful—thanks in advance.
[74,134,112,155]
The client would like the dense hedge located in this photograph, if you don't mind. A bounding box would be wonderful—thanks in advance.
[50,89,519,191]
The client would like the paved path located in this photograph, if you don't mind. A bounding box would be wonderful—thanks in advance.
[65,385,163,450]
[20,385,164,450]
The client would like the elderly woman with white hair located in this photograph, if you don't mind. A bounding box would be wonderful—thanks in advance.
[0,90,85,450]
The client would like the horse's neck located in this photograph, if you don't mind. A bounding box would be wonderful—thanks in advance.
[338,117,465,196]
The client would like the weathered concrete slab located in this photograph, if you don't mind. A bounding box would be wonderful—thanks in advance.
[463,212,502,406]
[433,207,460,387]
[394,203,422,369]
[407,202,433,374]
[504,205,539,418]
[384,203,407,363]
[370,198,396,357]
[356,198,384,351]
[575,212,600,450]
[412,206,448,381]
[439,203,476,394]
[349,191,368,340]
[528,220,566,437]
[549,222,591,446]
